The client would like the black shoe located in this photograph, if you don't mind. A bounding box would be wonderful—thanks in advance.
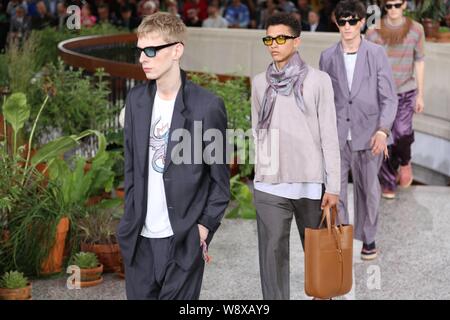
[361,241,377,260]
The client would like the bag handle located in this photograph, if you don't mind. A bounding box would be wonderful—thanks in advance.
[319,205,340,233]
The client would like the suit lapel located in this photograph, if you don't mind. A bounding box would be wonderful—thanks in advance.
[135,80,156,176]
[163,71,187,173]
[350,39,369,99]
[334,43,350,98]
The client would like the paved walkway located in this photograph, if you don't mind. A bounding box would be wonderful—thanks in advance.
[32,185,450,300]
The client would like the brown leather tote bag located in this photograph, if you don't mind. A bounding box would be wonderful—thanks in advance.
[305,206,353,299]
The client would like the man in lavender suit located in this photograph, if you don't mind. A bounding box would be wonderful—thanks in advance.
[319,0,397,260]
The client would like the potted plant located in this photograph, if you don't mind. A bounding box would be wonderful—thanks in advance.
[415,0,447,38]
[77,200,123,273]
[1,92,113,276]
[69,252,103,288]
[0,271,32,300]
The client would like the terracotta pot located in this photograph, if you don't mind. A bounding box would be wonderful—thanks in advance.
[422,19,440,39]
[80,242,120,273]
[40,217,70,275]
[0,283,32,300]
[115,187,125,200]
[86,192,111,207]
[437,32,450,43]
[72,264,103,288]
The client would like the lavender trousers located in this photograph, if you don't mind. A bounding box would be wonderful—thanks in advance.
[339,141,383,245]
[379,89,416,190]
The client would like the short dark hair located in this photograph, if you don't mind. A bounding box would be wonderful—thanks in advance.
[335,0,366,20]
[266,13,302,37]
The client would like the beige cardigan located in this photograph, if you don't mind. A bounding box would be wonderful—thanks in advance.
[251,65,341,195]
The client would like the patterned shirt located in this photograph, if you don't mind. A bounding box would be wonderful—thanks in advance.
[365,19,425,93]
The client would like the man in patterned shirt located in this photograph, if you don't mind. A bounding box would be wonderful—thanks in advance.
[365,0,425,199]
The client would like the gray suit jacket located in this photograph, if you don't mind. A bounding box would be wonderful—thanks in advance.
[117,70,230,271]
[319,39,398,151]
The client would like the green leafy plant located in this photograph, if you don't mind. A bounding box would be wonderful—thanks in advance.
[189,73,254,178]
[77,200,123,245]
[0,271,28,289]
[5,34,39,94]
[414,0,447,22]
[43,134,119,214]
[72,252,99,269]
[27,60,113,140]
[0,93,114,276]
[226,175,256,219]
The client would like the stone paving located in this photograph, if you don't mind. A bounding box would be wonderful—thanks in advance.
[31,185,450,300]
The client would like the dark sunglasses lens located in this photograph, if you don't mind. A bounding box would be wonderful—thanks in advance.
[338,19,359,26]
[386,3,402,9]
[263,37,272,46]
[275,35,287,45]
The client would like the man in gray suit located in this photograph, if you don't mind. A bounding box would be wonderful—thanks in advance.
[117,12,230,300]
[320,0,397,261]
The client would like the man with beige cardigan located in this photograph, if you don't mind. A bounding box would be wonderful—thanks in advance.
[251,13,341,300]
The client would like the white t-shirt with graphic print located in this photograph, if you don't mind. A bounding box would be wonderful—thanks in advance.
[141,92,175,238]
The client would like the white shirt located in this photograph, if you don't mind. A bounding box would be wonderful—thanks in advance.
[343,52,358,141]
[141,92,175,238]
[254,182,323,200]
[310,23,318,32]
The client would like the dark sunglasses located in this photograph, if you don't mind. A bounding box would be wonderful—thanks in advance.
[385,2,404,10]
[337,18,361,27]
[136,42,181,58]
[262,35,298,46]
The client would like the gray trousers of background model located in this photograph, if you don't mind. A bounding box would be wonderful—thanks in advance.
[253,189,323,300]
[339,141,383,245]
[124,236,205,300]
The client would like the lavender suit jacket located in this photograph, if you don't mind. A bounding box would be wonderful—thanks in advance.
[319,38,398,151]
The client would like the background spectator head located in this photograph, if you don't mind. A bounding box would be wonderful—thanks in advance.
[297,0,309,9]
[308,10,319,25]
[57,1,67,16]
[166,0,179,16]
[36,0,48,16]
[15,5,26,18]
[207,3,219,17]
[120,5,133,20]
[142,1,158,17]
[97,3,110,22]
[81,2,93,17]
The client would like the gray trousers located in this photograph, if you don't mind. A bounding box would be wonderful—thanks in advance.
[339,141,383,244]
[124,236,205,300]
[253,189,323,300]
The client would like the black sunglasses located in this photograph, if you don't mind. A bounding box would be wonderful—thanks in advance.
[385,2,404,10]
[337,18,361,27]
[136,42,182,58]
[262,35,298,46]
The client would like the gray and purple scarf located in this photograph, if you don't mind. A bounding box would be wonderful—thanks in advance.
[258,52,309,132]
